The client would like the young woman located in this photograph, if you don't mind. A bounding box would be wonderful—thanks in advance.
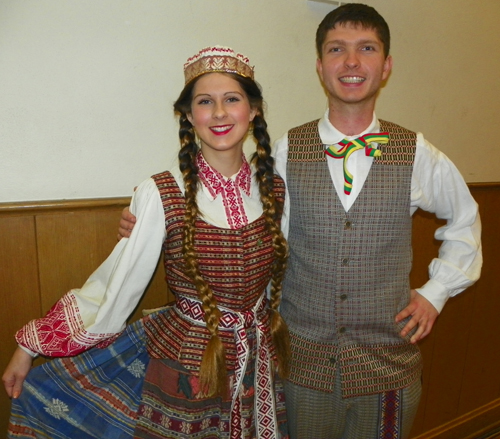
[3,46,290,439]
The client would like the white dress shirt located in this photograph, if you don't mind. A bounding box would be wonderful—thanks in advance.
[273,110,482,313]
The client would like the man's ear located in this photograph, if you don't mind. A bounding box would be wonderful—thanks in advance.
[316,58,324,84]
[382,55,393,81]
[316,58,324,83]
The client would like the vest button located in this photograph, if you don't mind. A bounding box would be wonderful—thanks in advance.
[344,221,352,229]
[340,294,347,301]
[339,327,346,334]
[342,258,349,266]
[329,357,336,365]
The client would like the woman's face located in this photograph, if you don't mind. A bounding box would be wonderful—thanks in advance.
[187,73,256,158]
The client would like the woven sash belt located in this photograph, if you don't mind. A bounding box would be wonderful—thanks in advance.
[176,294,278,439]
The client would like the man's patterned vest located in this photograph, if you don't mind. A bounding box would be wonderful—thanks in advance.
[281,119,422,398]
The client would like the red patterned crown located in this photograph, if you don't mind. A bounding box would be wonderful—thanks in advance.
[183,46,254,85]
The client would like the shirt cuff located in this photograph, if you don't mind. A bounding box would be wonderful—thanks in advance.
[18,344,39,358]
[415,278,450,314]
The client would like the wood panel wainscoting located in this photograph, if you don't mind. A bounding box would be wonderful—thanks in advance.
[0,183,499,437]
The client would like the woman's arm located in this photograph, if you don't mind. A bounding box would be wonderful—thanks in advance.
[15,178,165,358]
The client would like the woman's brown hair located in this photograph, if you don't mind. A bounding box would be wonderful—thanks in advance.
[174,72,290,396]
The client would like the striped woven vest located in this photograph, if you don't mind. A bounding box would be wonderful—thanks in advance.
[281,119,422,397]
[143,171,285,373]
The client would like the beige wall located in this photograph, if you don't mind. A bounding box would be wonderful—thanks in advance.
[1,0,499,202]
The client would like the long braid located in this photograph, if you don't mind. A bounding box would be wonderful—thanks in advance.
[251,112,291,379]
[178,113,227,397]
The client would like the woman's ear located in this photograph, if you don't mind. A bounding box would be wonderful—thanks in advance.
[249,107,258,123]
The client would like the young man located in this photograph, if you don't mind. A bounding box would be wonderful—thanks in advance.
[272,4,481,439]
[118,4,482,438]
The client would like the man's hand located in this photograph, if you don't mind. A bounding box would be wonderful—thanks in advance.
[117,207,136,241]
[396,289,439,344]
[2,347,33,398]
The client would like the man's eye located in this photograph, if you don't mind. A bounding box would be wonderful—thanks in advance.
[362,46,375,51]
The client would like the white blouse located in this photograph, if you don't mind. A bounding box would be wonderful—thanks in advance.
[19,155,268,357]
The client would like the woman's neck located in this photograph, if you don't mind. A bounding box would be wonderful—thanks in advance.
[200,148,243,178]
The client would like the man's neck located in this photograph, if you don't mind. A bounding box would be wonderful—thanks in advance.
[327,101,375,136]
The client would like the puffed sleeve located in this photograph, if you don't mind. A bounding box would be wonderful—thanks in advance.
[16,178,166,357]
[412,135,482,313]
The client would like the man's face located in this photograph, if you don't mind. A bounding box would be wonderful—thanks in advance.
[316,23,392,109]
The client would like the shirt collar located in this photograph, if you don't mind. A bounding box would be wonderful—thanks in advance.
[196,152,252,200]
[318,109,380,147]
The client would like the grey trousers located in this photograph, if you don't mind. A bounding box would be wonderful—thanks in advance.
[283,372,422,439]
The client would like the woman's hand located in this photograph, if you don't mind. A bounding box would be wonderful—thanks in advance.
[2,347,34,398]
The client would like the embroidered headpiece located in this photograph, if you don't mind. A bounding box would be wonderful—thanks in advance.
[183,46,254,85]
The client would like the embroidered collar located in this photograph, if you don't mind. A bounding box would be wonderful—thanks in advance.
[195,152,252,229]
[196,152,252,200]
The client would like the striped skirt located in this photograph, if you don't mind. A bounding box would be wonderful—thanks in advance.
[8,317,288,439]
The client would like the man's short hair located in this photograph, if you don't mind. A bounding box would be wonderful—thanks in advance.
[316,3,391,58]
